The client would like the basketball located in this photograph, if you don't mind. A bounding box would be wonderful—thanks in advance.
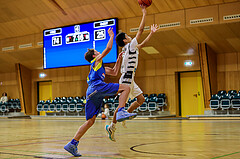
[102,114,106,119]
[138,0,152,7]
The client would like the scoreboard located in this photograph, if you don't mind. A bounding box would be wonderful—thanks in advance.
[43,18,118,69]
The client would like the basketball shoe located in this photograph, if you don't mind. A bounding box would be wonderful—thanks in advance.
[64,142,81,157]
[116,108,137,122]
[105,123,116,142]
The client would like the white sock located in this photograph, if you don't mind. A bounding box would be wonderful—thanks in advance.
[110,122,116,128]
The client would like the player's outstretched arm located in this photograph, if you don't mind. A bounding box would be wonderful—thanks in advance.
[105,52,123,76]
[137,24,159,49]
[95,27,114,62]
[135,5,147,42]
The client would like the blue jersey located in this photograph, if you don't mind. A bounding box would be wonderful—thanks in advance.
[87,58,105,86]
[85,57,119,120]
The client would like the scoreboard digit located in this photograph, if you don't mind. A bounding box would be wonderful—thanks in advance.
[52,36,62,46]
[94,29,106,40]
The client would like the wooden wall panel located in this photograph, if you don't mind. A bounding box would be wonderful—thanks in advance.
[135,60,146,77]
[118,19,126,33]
[166,58,178,75]
[198,43,211,108]
[34,33,43,48]
[217,72,226,90]
[206,46,218,95]
[238,52,240,71]
[16,64,32,115]
[16,34,34,51]
[155,10,185,31]
[176,55,200,72]
[145,76,156,93]
[57,69,65,82]
[225,71,240,90]
[217,53,225,72]
[145,60,156,76]
[126,15,154,35]
[155,76,166,93]
[0,72,18,99]
[165,75,176,114]
[225,52,238,72]
[219,2,240,24]
[1,37,17,52]
[186,5,219,27]
[156,58,167,76]
[217,52,240,93]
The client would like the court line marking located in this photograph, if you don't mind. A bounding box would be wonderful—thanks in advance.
[0,151,58,159]
[130,142,186,156]
[0,151,125,159]
[0,148,125,159]
[211,151,240,159]
[130,139,240,157]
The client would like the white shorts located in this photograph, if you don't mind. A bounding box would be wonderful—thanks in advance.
[119,78,143,100]
[128,81,143,100]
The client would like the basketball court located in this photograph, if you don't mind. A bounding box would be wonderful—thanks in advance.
[0,0,240,158]
[0,118,239,159]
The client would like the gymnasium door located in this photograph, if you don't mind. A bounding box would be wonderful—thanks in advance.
[180,71,204,117]
[38,81,52,116]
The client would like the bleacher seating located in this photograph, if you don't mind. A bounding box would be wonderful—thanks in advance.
[157,93,167,112]
[36,93,168,117]
[148,96,158,116]
[36,96,86,116]
[228,90,237,96]
[0,98,22,116]
[209,90,240,115]
[37,100,44,112]
[209,94,220,111]
[0,103,8,116]
[217,90,227,97]
[232,94,240,110]
[220,94,231,110]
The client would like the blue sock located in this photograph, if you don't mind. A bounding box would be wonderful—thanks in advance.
[71,139,79,145]
[118,107,124,112]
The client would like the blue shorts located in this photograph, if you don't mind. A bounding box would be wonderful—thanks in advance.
[85,82,119,120]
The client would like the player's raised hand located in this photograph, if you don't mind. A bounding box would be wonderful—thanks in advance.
[151,24,159,33]
[140,5,147,15]
[108,27,114,37]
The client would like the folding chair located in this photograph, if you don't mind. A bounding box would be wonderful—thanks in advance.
[37,100,44,112]
[209,94,220,114]
[232,94,240,110]
[220,94,231,114]
[148,97,157,116]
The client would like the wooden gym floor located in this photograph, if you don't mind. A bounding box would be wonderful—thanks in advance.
[0,118,240,159]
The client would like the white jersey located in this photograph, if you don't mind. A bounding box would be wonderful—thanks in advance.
[120,37,139,85]
[119,37,143,100]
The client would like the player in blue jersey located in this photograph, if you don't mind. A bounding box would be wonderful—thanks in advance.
[64,27,137,157]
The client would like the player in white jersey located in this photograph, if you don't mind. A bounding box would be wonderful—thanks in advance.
[116,5,159,127]
[104,5,159,139]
